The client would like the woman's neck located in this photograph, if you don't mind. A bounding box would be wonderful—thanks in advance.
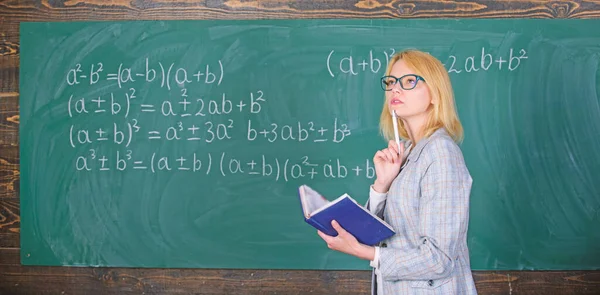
[402,114,428,144]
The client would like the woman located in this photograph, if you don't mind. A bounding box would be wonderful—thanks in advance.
[317,50,477,294]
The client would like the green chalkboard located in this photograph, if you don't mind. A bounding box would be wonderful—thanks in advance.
[20,19,600,270]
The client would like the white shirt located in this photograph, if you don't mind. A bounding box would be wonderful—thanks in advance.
[368,185,387,295]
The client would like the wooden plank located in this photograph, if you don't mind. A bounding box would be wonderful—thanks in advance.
[0,92,19,200]
[0,233,19,248]
[0,247,19,265]
[0,92,19,145]
[0,1,598,43]
[1,247,600,294]
[0,31,19,92]
[0,198,20,246]
[0,0,598,23]
[507,271,600,294]
[0,253,372,294]
[0,146,19,200]
[0,247,599,295]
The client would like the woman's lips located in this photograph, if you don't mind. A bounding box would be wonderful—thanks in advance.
[390,98,403,105]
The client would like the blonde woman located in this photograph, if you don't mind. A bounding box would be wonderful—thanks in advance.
[317,50,477,294]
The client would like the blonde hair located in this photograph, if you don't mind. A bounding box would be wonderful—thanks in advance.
[379,49,464,143]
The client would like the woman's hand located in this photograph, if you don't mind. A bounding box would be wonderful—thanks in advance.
[372,140,405,193]
[317,220,375,261]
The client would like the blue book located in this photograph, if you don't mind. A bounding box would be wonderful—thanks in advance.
[298,184,395,246]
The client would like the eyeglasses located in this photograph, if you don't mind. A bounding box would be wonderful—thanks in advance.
[380,74,426,91]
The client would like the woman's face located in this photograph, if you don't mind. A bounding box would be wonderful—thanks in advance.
[386,59,433,120]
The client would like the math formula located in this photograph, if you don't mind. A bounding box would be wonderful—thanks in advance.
[64,59,359,181]
[326,47,529,78]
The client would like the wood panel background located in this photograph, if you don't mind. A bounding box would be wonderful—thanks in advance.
[1,1,600,294]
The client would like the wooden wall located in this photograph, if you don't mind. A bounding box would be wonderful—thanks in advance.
[1,1,599,294]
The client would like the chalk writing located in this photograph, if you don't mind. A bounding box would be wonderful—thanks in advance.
[74,151,377,181]
[66,58,224,90]
[64,57,359,181]
[326,47,529,78]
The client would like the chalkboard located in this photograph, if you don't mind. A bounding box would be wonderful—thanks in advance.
[19,19,600,270]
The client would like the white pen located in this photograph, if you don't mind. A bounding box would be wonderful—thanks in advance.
[391,109,402,153]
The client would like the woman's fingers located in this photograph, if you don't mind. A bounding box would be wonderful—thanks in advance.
[374,150,386,163]
[398,141,405,160]
[388,140,405,161]
[376,147,404,164]
[382,148,397,163]
[388,140,398,154]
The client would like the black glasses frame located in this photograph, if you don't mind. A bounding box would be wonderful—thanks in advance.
[380,74,426,91]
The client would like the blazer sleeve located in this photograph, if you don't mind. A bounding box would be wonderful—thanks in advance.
[378,139,473,281]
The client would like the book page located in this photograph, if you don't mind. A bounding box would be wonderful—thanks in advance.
[309,194,348,216]
[299,185,329,217]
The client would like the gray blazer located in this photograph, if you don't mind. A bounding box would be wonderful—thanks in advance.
[368,128,477,295]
